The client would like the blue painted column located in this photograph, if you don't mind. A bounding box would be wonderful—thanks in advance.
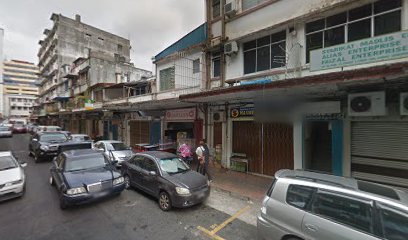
[331,120,343,176]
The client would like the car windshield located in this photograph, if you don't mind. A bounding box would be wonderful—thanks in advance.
[0,156,18,171]
[0,127,10,131]
[106,142,130,151]
[72,136,91,141]
[39,133,67,142]
[46,126,61,131]
[65,155,109,172]
[14,124,24,127]
[159,157,189,174]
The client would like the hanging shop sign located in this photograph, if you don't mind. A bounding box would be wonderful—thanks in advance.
[84,98,94,110]
[230,107,254,119]
[311,30,408,71]
[165,108,196,121]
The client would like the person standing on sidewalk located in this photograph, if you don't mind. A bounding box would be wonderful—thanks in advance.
[196,139,212,181]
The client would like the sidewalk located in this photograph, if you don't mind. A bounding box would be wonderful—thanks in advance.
[209,164,272,202]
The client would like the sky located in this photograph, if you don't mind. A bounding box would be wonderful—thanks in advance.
[0,0,205,71]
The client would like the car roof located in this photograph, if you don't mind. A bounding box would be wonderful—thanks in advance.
[37,131,66,135]
[276,169,408,207]
[63,149,102,158]
[138,151,177,159]
[98,140,122,143]
[0,151,12,157]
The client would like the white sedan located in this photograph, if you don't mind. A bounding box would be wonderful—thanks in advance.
[0,152,26,201]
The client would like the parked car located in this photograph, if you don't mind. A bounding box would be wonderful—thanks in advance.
[12,123,27,134]
[26,123,38,134]
[0,151,27,202]
[36,125,62,133]
[49,149,125,209]
[257,169,408,240]
[69,134,92,143]
[94,140,134,166]
[121,151,210,211]
[0,126,13,138]
[61,131,71,138]
[29,132,68,162]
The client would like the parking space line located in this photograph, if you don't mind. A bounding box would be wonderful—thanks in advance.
[197,205,250,240]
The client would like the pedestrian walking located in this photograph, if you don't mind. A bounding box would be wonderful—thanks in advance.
[195,139,212,181]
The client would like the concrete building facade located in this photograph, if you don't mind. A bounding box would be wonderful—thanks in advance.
[177,0,408,188]
[38,13,133,113]
[2,60,39,118]
[0,28,4,118]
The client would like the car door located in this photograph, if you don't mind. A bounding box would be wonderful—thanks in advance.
[376,202,408,240]
[127,155,145,188]
[140,156,160,196]
[302,189,379,240]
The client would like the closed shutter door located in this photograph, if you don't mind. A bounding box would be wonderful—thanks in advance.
[351,121,408,188]
[129,121,150,148]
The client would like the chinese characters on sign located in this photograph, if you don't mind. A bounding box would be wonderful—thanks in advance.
[311,30,408,71]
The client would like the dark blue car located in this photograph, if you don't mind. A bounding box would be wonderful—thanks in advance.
[49,149,125,209]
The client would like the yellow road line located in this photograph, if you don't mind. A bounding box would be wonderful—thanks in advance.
[197,205,251,240]
[211,205,250,234]
[197,226,225,240]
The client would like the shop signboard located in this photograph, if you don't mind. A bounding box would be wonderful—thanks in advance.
[230,107,254,119]
[84,98,94,110]
[165,108,196,121]
[310,30,408,71]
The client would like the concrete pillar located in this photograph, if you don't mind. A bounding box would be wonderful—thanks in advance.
[342,118,351,177]
[293,120,303,170]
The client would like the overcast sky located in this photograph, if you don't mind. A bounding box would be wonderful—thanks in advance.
[0,0,205,71]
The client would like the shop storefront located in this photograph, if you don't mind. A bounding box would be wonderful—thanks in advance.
[164,107,202,153]
[230,105,294,176]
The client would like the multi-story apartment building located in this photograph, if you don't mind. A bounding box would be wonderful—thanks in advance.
[37,13,133,113]
[0,28,4,118]
[37,13,152,136]
[177,0,408,188]
[2,60,39,118]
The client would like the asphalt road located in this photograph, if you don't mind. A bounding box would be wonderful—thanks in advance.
[0,134,257,240]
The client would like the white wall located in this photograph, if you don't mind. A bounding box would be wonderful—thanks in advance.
[156,50,204,92]
[223,0,408,82]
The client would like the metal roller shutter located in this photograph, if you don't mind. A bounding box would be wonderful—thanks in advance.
[351,121,408,188]
[129,121,150,148]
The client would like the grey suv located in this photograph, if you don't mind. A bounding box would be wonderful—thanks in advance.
[257,170,408,240]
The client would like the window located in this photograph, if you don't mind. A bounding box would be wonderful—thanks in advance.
[286,185,316,209]
[242,0,268,11]
[85,33,92,40]
[311,191,373,234]
[243,30,286,74]
[143,158,158,172]
[305,0,402,63]
[378,203,408,240]
[159,66,175,91]
[98,37,104,44]
[212,52,221,78]
[212,0,221,19]
[193,59,200,74]
[117,44,123,52]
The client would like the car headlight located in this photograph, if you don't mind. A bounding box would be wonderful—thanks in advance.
[5,179,23,187]
[40,145,49,151]
[175,187,191,196]
[113,177,124,185]
[66,187,86,195]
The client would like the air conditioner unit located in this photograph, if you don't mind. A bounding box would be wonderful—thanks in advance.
[224,41,238,55]
[213,112,225,122]
[224,1,237,17]
[400,92,408,115]
[348,91,386,117]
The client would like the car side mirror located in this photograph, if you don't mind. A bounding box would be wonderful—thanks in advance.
[149,171,157,176]
[20,162,27,168]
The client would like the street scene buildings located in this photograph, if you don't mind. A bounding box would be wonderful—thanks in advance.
[1,0,408,240]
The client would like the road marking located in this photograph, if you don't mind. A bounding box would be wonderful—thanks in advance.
[197,205,250,240]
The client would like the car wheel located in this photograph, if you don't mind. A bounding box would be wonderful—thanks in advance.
[124,175,131,190]
[34,153,40,163]
[49,176,54,186]
[59,195,68,210]
[158,191,172,211]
